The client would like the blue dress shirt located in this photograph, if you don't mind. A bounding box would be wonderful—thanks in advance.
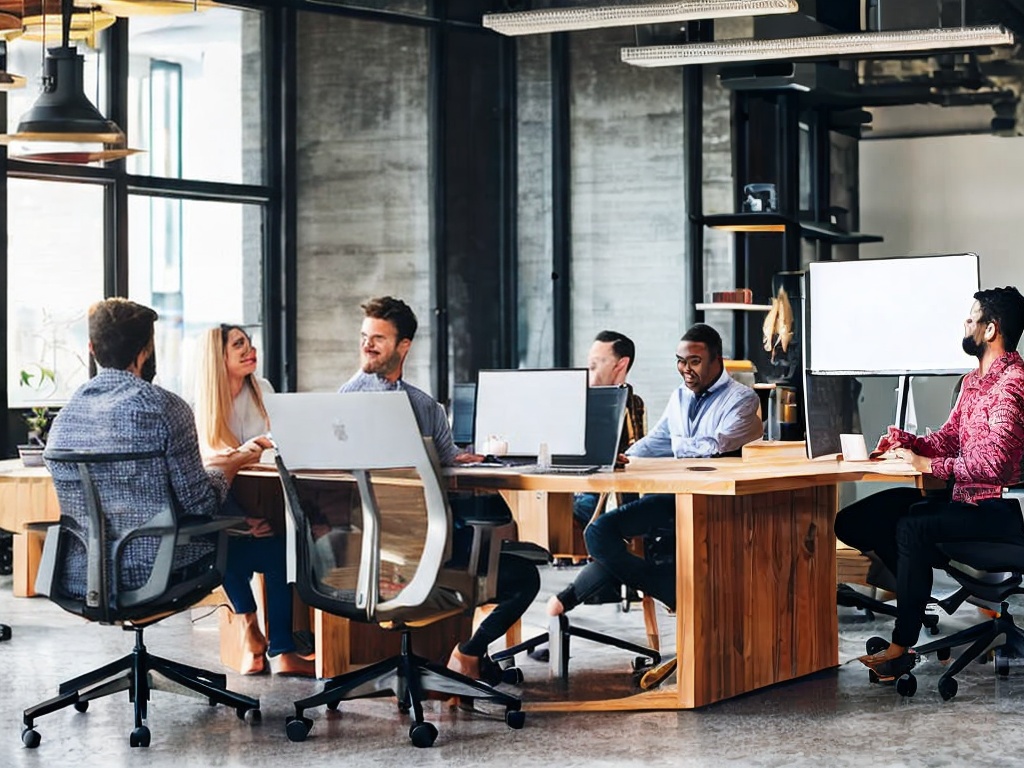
[626,372,763,459]
[338,371,461,466]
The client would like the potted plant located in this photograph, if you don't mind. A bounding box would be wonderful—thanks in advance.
[18,366,56,466]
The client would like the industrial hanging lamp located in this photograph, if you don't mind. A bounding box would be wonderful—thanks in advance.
[0,0,141,163]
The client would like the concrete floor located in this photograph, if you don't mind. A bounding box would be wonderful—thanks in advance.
[3,565,1024,767]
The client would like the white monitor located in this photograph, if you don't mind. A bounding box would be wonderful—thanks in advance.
[807,253,979,375]
[474,369,588,457]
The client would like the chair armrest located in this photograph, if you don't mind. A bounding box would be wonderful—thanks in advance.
[178,515,248,540]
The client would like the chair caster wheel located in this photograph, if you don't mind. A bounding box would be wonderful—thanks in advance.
[938,676,958,700]
[936,648,952,664]
[129,725,151,748]
[74,701,89,713]
[867,669,880,685]
[286,715,313,742]
[995,654,1011,677]
[631,656,653,673]
[505,709,526,730]
[865,636,889,656]
[409,721,438,748]
[326,699,341,711]
[22,727,40,748]
[398,701,411,714]
[895,672,917,698]
[502,667,525,685]
[238,707,261,725]
[0,624,11,642]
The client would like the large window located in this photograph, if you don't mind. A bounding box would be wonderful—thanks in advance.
[6,180,105,407]
[127,6,265,185]
[128,196,265,398]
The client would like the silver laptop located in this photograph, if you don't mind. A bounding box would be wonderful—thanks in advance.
[546,385,630,474]
[264,391,427,470]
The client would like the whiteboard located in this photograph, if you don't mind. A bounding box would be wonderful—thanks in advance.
[807,254,979,375]
[475,369,587,456]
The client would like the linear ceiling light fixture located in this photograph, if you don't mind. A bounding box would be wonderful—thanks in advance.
[621,24,1015,67]
[483,0,798,36]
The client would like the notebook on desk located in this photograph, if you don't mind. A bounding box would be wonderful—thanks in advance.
[543,385,629,474]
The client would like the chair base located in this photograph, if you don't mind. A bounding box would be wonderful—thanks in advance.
[913,601,1024,699]
[492,613,661,681]
[21,625,260,748]
[837,583,940,634]
[286,629,523,747]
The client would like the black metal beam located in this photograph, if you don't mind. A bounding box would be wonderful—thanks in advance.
[551,32,571,368]
[498,32,518,367]
[684,20,709,329]
[0,44,8,456]
[105,19,130,297]
[430,5,449,402]
[125,175,271,204]
[265,4,295,392]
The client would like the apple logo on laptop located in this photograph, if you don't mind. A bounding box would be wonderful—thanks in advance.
[332,419,348,441]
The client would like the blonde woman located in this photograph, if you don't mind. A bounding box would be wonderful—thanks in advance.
[194,324,313,677]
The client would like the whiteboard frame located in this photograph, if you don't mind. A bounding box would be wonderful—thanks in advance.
[805,253,979,376]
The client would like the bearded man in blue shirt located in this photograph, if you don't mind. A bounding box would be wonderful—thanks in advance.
[547,323,763,617]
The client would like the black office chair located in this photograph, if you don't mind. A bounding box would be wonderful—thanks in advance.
[21,450,260,749]
[892,533,1024,700]
[272,392,523,748]
[492,490,662,682]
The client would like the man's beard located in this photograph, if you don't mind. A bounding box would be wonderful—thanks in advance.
[361,351,398,378]
[962,335,986,359]
[140,350,157,383]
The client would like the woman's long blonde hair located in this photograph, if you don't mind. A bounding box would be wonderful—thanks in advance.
[193,325,268,453]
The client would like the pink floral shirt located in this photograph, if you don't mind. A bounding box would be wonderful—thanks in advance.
[893,351,1024,504]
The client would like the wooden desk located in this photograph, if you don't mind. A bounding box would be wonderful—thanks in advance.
[0,459,60,597]
[449,455,920,711]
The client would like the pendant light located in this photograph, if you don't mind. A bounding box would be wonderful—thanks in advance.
[0,0,140,163]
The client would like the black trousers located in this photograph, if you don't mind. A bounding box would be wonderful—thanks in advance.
[448,494,541,658]
[835,487,1024,647]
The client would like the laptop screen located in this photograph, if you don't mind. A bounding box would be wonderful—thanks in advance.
[450,383,476,447]
[552,385,629,467]
[474,369,588,457]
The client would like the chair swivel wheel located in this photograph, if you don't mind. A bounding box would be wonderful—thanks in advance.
[895,672,917,698]
[398,701,410,714]
[502,667,525,685]
[620,598,631,613]
[505,709,526,730]
[867,669,880,685]
[129,725,151,748]
[938,676,959,701]
[924,616,940,635]
[74,701,89,713]
[995,653,1011,677]
[238,707,261,725]
[936,648,952,664]
[409,721,438,748]
[631,656,653,673]
[326,699,341,711]
[0,624,11,642]
[865,636,890,656]
[22,727,41,748]
[286,716,313,742]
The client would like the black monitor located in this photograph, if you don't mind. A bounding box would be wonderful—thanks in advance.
[450,383,476,447]
[803,372,859,459]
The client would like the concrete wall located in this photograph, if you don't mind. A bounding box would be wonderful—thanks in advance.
[295,12,432,393]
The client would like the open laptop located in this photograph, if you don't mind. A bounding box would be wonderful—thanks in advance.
[263,391,426,470]
[545,385,630,475]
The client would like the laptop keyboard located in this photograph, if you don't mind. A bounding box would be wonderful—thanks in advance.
[540,464,600,475]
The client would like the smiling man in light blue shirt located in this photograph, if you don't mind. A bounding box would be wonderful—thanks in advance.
[547,323,763,639]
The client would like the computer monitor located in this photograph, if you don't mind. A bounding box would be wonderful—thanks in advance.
[474,369,588,457]
[551,385,629,469]
[450,383,476,447]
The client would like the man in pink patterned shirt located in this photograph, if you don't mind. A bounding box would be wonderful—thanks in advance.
[835,286,1024,680]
